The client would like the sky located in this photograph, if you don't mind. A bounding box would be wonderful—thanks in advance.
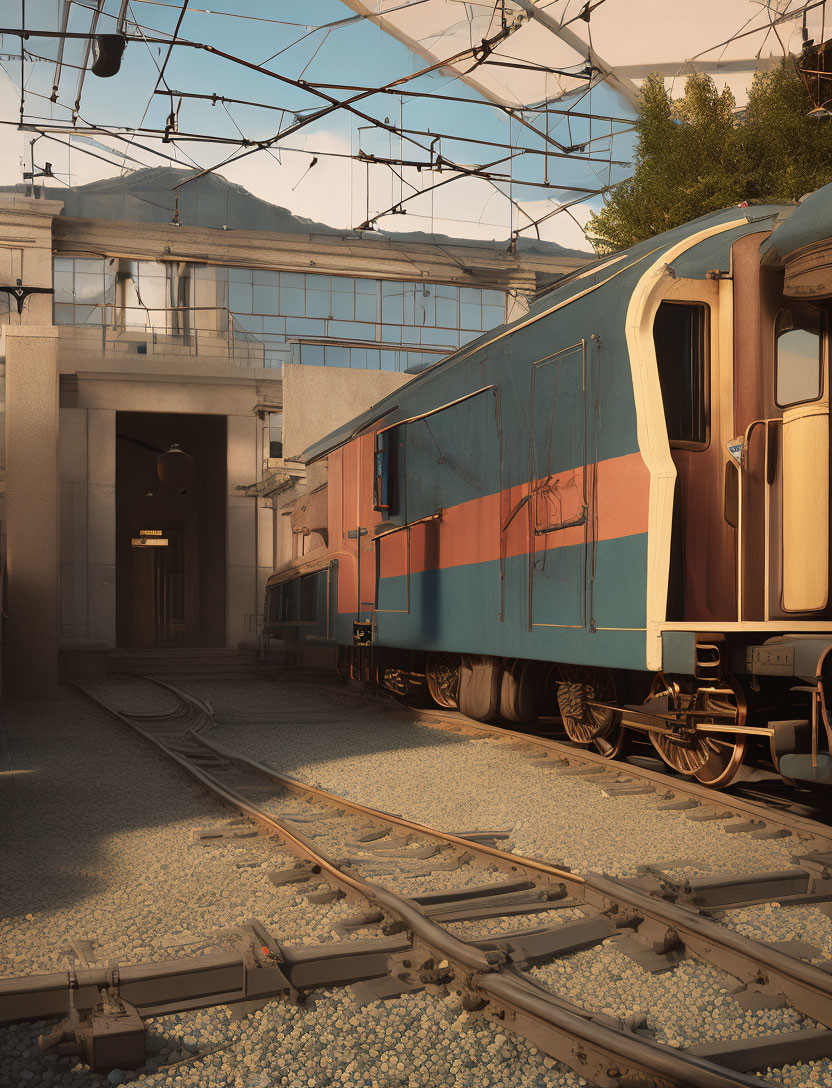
[0,1,821,251]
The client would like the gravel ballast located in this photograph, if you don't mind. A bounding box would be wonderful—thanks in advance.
[0,682,587,1088]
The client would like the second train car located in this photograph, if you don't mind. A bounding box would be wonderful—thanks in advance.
[266,183,832,790]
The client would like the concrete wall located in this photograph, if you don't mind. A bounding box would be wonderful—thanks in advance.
[58,406,117,646]
[281,363,412,461]
[5,328,61,696]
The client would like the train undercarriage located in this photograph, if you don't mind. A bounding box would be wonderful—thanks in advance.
[337,644,827,790]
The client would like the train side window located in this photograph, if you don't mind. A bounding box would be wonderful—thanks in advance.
[775,306,823,408]
[373,427,397,514]
[653,301,709,448]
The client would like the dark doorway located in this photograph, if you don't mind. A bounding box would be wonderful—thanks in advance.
[116,412,226,648]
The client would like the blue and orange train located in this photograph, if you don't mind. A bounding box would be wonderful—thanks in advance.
[266,183,832,789]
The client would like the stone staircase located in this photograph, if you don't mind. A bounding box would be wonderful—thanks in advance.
[107,647,262,679]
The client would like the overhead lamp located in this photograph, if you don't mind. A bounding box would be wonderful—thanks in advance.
[808,105,832,119]
[91,34,126,78]
[156,443,195,494]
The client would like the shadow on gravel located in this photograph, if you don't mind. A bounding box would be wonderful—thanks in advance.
[192,677,472,780]
[0,677,469,972]
[0,685,230,951]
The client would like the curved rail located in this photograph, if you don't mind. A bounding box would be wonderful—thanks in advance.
[76,676,832,1088]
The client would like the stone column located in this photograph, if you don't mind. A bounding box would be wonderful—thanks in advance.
[4,327,60,696]
[226,413,257,647]
[87,408,116,645]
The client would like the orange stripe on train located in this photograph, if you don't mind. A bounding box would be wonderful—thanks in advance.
[377,451,650,579]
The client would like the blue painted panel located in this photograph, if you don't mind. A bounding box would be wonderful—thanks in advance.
[401,388,500,523]
[367,533,649,670]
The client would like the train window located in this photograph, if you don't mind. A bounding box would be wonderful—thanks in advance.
[373,428,397,514]
[775,307,823,408]
[300,574,317,621]
[653,301,709,448]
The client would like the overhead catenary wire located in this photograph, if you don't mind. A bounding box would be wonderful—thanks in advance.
[0,2,800,244]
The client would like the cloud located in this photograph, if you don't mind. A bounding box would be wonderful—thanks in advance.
[0,67,594,251]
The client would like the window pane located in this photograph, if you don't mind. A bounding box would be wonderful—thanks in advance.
[421,326,455,347]
[436,296,458,327]
[74,272,105,302]
[324,345,350,367]
[381,293,403,324]
[286,317,325,336]
[252,268,278,287]
[483,303,505,328]
[653,301,708,445]
[53,270,74,303]
[460,302,482,330]
[329,320,375,340]
[355,292,378,322]
[776,307,823,407]
[280,271,305,289]
[253,284,278,314]
[306,289,331,318]
[300,343,324,365]
[229,281,253,313]
[280,287,306,317]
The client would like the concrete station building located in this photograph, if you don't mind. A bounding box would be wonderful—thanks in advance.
[0,168,588,696]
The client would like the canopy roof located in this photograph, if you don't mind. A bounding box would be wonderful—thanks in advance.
[339,0,827,109]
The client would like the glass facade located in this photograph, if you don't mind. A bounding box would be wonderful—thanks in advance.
[53,257,507,373]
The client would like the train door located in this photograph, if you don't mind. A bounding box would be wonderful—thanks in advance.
[528,339,597,630]
[778,305,829,612]
[741,303,830,618]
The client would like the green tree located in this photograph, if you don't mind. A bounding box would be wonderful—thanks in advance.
[586,61,832,254]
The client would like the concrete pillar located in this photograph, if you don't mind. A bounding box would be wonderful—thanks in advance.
[4,327,60,696]
[87,409,116,645]
[226,413,257,647]
[59,406,89,638]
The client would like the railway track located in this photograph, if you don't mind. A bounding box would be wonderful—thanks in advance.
[387,699,832,857]
[8,675,830,1086]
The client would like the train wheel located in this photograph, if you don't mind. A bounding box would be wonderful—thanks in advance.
[426,653,460,708]
[458,656,503,722]
[648,677,747,788]
[555,672,625,758]
[500,660,541,723]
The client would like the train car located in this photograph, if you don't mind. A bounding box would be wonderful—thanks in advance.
[265,183,832,789]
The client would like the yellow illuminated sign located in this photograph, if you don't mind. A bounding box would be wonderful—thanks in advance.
[132,537,168,547]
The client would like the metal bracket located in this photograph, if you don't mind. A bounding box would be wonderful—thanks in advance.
[0,282,53,314]
[38,975,144,1074]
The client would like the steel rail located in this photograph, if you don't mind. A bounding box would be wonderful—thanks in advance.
[71,677,783,1088]
[321,682,832,851]
[187,727,832,1032]
[402,702,832,851]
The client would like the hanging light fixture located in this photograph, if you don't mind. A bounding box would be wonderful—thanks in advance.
[91,34,127,78]
[156,443,195,494]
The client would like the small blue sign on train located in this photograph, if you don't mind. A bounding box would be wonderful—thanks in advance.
[727,437,744,465]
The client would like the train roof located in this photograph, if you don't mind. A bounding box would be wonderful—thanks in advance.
[302,199,788,465]
[761,180,832,263]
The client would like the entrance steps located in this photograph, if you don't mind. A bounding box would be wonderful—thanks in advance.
[108,647,262,679]
[107,645,334,680]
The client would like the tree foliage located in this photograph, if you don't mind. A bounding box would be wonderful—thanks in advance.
[587,61,832,253]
